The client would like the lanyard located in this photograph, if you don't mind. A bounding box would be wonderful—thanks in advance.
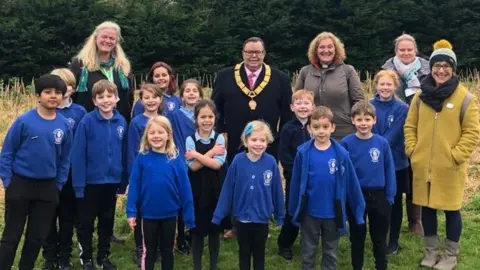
[100,67,114,82]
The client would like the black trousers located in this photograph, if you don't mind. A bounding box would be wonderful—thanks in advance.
[0,174,58,270]
[134,210,143,248]
[43,175,76,262]
[236,222,269,270]
[348,189,391,270]
[422,207,462,242]
[191,231,220,270]
[142,218,176,270]
[389,168,409,244]
[277,176,299,249]
[176,212,186,246]
[76,184,118,262]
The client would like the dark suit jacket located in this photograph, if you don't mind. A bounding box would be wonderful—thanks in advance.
[212,64,292,163]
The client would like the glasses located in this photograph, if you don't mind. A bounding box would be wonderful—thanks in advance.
[432,64,452,71]
[243,50,264,56]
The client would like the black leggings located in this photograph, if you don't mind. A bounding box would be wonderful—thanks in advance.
[422,207,462,242]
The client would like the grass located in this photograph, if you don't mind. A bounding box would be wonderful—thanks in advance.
[1,73,480,269]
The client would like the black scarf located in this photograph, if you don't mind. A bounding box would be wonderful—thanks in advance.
[419,74,459,112]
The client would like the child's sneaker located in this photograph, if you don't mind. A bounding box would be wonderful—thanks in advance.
[82,260,95,270]
[42,260,58,270]
[387,241,401,255]
[175,243,190,256]
[278,247,293,261]
[156,248,162,263]
[97,257,117,270]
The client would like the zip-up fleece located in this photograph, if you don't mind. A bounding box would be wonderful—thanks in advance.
[288,139,365,232]
[72,108,128,198]
[278,116,310,180]
[371,95,409,171]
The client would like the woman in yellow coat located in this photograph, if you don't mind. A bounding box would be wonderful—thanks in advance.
[405,40,480,270]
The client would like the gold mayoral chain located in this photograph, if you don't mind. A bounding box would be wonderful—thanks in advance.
[234,63,271,110]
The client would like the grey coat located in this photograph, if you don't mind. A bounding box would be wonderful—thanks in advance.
[382,57,430,104]
[294,63,364,140]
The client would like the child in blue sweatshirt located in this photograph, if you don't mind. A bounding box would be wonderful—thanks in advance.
[42,69,87,270]
[132,62,181,117]
[0,74,72,270]
[341,101,396,270]
[126,115,194,270]
[370,70,410,255]
[212,120,284,270]
[71,80,128,270]
[289,106,365,270]
[167,78,203,255]
[127,83,164,265]
[276,90,314,260]
[185,100,227,270]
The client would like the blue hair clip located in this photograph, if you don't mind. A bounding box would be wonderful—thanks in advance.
[244,123,253,136]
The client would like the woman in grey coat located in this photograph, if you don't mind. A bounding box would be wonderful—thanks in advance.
[294,32,364,140]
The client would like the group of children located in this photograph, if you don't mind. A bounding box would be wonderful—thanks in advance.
[0,65,412,270]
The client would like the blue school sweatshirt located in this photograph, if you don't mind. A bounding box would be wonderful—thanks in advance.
[212,152,285,226]
[126,151,195,229]
[289,139,365,232]
[0,109,72,190]
[341,134,396,204]
[278,116,310,180]
[167,107,195,157]
[131,94,181,118]
[127,114,149,174]
[71,108,128,198]
[370,95,409,170]
[56,101,87,136]
[306,144,337,218]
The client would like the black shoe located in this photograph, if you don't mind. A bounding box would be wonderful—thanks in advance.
[97,257,117,270]
[156,248,162,263]
[278,247,293,261]
[43,260,58,270]
[175,243,190,256]
[110,234,126,244]
[133,246,142,266]
[83,260,95,270]
[387,241,401,255]
[59,259,74,270]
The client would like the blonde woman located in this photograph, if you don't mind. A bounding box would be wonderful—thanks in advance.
[294,32,364,140]
[382,33,430,105]
[70,21,134,123]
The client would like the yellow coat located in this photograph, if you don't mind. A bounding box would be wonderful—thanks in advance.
[404,83,480,210]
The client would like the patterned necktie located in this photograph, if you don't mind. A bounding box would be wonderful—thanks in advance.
[248,73,256,89]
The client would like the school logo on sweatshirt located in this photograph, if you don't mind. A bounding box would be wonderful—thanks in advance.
[328,158,337,174]
[53,129,64,144]
[387,115,394,128]
[263,170,273,186]
[117,126,125,139]
[369,148,381,163]
[167,101,176,111]
[67,118,75,128]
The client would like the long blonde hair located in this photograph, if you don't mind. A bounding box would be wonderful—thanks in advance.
[139,116,178,159]
[307,32,346,66]
[76,21,131,75]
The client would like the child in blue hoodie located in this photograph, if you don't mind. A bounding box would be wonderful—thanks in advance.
[167,78,203,255]
[341,101,396,270]
[289,106,365,270]
[42,69,86,270]
[276,89,314,261]
[131,61,181,117]
[127,83,164,266]
[0,74,72,270]
[370,70,410,255]
[126,115,194,270]
[212,120,284,270]
[71,80,128,269]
